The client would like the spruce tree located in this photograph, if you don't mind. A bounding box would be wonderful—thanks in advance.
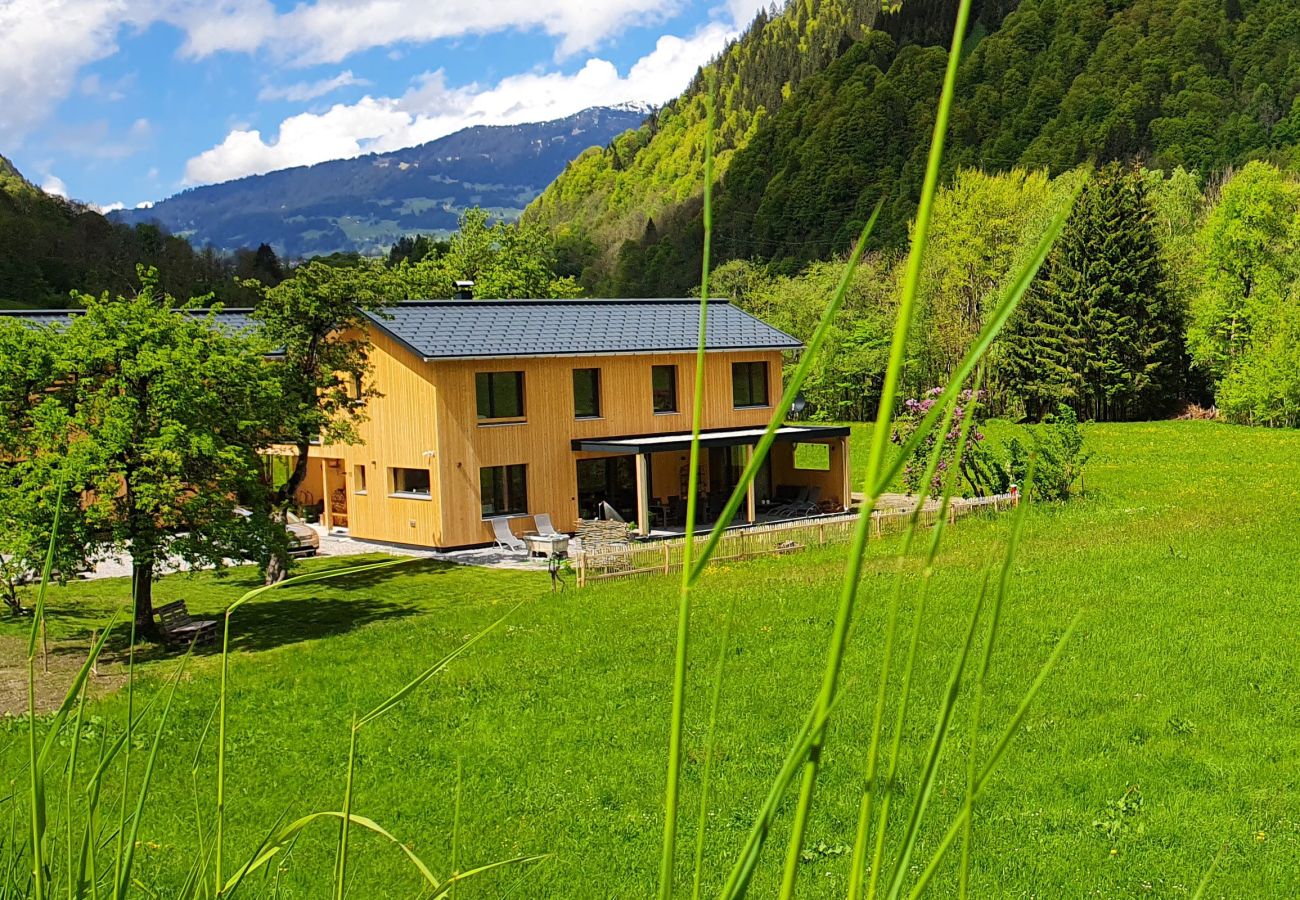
[1004,163,1183,421]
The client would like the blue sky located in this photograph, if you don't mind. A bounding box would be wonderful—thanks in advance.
[1,0,765,210]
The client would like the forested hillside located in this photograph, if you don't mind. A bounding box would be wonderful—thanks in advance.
[530,0,1300,294]
[0,155,272,309]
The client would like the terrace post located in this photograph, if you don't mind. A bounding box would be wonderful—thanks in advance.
[635,452,651,537]
[320,456,332,530]
[745,444,757,523]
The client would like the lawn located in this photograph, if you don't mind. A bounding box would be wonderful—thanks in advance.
[3,420,1299,897]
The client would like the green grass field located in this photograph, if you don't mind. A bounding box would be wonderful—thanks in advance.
[3,420,1299,897]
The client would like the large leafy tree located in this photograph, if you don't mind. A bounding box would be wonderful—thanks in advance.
[250,258,404,582]
[0,272,280,637]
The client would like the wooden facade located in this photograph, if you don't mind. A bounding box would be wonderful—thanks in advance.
[296,324,851,550]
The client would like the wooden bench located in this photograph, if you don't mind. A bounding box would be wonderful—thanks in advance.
[157,601,219,647]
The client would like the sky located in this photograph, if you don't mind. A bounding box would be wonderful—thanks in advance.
[1,0,768,211]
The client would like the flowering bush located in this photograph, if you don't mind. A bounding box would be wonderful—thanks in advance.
[891,388,1009,498]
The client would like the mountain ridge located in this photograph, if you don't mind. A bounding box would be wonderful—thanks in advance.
[110,105,650,258]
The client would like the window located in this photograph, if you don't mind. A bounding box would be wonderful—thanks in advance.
[652,365,678,413]
[573,368,601,418]
[480,464,528,517]
[732,361,770,408]
[345,373,363,403]
[475,371,525,420]
[354,464,368,493]
[390,467,431,497]
[793,443,831,471]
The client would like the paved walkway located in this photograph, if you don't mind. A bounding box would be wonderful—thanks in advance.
[76,526,551,581]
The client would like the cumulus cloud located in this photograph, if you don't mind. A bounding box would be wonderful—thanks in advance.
[95,200,126,212]
[178,0,686,65]
[258,70,369,102]
[0,0,130,140]
[41,174,69,198]
[184,23,735,185]
[2,0,761,143]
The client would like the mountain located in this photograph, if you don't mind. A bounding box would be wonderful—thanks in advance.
[0,154,257,309]
[110,106,652,259]
[528,0,1300,295]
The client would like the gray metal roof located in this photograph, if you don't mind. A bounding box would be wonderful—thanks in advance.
[0,308,262,334]
[365,299,802,360]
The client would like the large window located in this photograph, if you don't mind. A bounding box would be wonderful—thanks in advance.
[732,361,770,408]
[480,464,528,517]
[475,371,525,420]
[652,365,678,414]
[573,368,601,419]
[390,467,431,497]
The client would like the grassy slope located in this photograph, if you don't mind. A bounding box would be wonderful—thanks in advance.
[3,421,1299,897]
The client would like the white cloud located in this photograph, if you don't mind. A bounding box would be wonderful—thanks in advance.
[41,174,69,198]
[177,0,686,65]
[184,22,736,185]
[95,200,126,212]
[0,0,130,140]
[1,0,760,145]
[258,70,369,102]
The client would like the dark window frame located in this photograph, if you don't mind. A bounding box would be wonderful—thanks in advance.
[480,464,529,517]
[475,371,526,421]
[390,466,431,497]
[732,361,770,408]
[652,364,679,414]
[573,367,602,419]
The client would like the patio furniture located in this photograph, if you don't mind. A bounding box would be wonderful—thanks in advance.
[156,601,218,648]
[522,532,570,558]
[534,513,564,538]
[490,517,527,554]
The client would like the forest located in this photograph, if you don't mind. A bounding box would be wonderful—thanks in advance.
[530,0,1300,293]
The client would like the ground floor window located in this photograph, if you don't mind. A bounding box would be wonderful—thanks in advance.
[481,464,528,517]
[793,443,831,470]
[354,464,368,493]
[576,456,637,520]
[390,466,431,497]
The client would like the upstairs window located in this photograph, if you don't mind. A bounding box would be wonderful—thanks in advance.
[390,467,431,497]
[652,365,678,414]
[573,368,601,419]
[476,371,525,420]
[732,361,770,408]
[481,464,528,517]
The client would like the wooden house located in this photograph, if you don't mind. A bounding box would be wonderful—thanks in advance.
[297,298,851,548]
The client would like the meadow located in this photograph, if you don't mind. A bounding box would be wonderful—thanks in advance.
[3,420,1299,897]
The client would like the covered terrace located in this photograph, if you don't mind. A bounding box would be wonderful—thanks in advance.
[571,425,851,536]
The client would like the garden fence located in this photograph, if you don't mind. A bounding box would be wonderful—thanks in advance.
[573,492,1017,586]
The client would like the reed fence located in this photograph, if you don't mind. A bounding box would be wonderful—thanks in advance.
[573,492,1017,586]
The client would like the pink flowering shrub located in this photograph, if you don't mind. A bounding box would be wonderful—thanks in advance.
[891,387,1009,498]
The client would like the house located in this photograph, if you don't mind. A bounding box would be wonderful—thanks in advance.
[3,299,851,550]
[296,298,852,548]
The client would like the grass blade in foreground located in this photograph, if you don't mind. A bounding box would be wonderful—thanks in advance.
[214,557,416,894]
[658,69,715,900]
[777,1,976,891]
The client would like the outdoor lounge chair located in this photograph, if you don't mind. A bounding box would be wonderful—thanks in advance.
[535,513,563,537]
[491,517,527,553]
[771,486,823,518]
[156,601,219,647]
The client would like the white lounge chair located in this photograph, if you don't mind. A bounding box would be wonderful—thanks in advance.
[491,517,527,553]
[535,513,563,537]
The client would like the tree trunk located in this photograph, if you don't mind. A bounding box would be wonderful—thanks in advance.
[132,557,159,641]
[264,533,290,585]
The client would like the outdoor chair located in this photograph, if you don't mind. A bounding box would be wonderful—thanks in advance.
[535,513,563,537]
[769,486,810,518]
[156,601,219,648]
[491,517,527,554]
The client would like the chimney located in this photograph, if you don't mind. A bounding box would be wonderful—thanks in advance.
[453,280,474,300]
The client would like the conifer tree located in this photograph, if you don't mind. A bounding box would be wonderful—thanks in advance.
[1004,164,1183,420]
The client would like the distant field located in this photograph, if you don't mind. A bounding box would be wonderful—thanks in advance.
[4,421,1299,897]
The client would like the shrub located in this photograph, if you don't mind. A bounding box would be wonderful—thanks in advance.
[892,388,1009,498]
[1008,404,1090,501]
